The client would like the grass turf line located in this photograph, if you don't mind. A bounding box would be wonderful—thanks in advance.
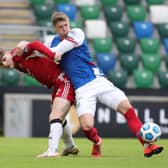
[0,137,167,168]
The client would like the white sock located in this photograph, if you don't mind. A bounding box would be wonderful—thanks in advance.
[48,122,63,153]
[144,143,150,148]
[62,120,76,148]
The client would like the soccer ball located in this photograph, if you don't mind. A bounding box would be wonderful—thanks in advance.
[140,122,161,143]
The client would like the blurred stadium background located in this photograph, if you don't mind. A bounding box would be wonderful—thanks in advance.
[0,0,168,139]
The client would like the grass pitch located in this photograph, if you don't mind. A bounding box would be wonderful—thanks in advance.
[0,137,167,168]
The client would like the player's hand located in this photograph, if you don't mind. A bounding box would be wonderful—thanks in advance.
[54,52,62,64]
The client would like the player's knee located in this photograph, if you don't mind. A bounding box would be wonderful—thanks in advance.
[80,122,93,130]
[49,112,64,121]
[79,114,94,130]
[117,99,132,114]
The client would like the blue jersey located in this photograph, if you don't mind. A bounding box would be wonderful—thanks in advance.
[49,29,98,89]
[46,28,101,89]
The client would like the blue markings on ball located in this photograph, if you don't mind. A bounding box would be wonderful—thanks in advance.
[143,124,150,131]
[140,122,161,142]
[153,126,160,134]
[145,132,154,141]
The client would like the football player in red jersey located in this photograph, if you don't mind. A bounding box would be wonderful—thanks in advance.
[0,41,79,158]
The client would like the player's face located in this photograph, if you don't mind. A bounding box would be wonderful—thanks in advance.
[1,52,15,68]
[54,20,70,39]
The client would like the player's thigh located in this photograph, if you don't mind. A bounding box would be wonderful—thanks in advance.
[51,97,71,119]
[98,87,128,111]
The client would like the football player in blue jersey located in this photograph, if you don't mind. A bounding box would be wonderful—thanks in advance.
[45,12,163,158]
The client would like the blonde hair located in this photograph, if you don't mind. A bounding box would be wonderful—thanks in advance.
[51,12,69,26]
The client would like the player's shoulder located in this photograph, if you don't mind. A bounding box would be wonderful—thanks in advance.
[44,34,59,47]
[70,28,84,33]
[69,28,85,36]
[46,34,59,42]
[68,28,85,44]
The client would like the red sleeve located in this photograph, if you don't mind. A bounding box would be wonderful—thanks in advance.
[27,41,55,59]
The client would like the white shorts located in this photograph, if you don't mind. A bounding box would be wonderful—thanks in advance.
[75,76,128,117]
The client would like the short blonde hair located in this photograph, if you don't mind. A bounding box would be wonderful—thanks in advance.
[51,12,69,26]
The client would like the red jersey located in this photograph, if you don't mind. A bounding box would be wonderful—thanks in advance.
[11,41,75,103]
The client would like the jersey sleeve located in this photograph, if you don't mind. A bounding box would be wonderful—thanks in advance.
[27,41,55,59]
[65,28,85,47]
[44,35,55,48]
[50,28,85,55]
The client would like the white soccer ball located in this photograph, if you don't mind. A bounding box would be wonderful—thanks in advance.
[140,122,161,143]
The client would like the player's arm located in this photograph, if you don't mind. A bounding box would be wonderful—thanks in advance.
[51,28,85,61]
[26,41,55,59]
[15,40,55,59]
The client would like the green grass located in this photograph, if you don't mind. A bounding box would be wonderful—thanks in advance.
[0,137,167,168]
